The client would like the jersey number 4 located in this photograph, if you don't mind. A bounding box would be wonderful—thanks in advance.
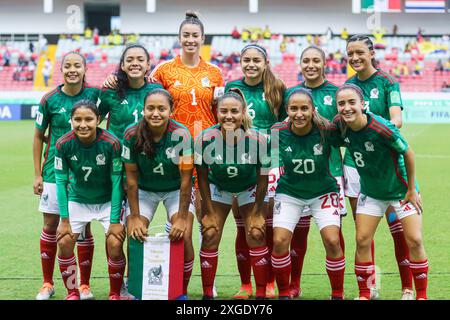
[153,163,165,175]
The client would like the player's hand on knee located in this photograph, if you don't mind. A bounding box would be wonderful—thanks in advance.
[249,215,266,239]
[107,223,126,243]
[169,214,186,241]
[56,219,74,242]
[403,190,423,214]
[33,176,43,195]
[103,74,118,89]
[127,215,148,242]
[201,214,218,235]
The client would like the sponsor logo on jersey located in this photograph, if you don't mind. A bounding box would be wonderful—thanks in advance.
[365,141,375,152]
[55,157,63,170]
[370,88,379,99]
[96,154,106,165]
[165,147,176,159]
[121,100,128,105]
[324,95,333,106]
[332,210,340,216]
[70,155,78,161]
[313,144,323,155]
[344,138,350,144]
[284,146,293,152]
[201,77,210,87]
[122,146,130,160]
[58,107,66,113]
[174,80,181,87]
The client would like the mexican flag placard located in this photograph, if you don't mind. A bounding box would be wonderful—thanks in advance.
[128,236,184,300]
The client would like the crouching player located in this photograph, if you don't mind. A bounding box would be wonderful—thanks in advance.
[122,89,195,300]
[335,84,428,300]
[55,100,126,300]
[271,88,345,300]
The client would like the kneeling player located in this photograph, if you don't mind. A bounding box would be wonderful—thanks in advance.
[271,88,345,300]
[122,89,195,300]
[55,101,126,300]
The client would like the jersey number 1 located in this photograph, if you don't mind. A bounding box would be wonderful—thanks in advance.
[190,89,197,106]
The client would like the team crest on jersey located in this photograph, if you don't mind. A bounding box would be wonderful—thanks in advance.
[174,80,181,87]
[165,147,176,159]
[370,88,379,99]
[358,194,367,206]
[96,154,106,165]
[313,144,323,155]
[241,153,252,164]
[201,77,210,87]
[323,95,333,106]
[274,201,281,215]
[365,141,375,152]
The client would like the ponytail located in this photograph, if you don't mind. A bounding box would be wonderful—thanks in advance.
[263,66,286,118]
[135,119,155,159]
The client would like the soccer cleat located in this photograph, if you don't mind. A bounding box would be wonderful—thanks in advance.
[233,284,253,300]
[354,296,369,300]
[120,280,136,300]
[202,295,214,300]
[212,283,218,298]
[108,294,121,300]
[289,287,303,299]
[176,294,189,300]
[36,283,55,300]
[330,295,344,300]
[65,292,80,300]
[401,289,414,300]
[370,287,380,300]
[278,295,291,300]
[265,281,276,299]
[79,284,94,300]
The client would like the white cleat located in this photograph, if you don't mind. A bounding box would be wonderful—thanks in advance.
[401,289,414,300]
[120,279,136,300]
[213,283,218,298]
[370,287,380,300]
[79,284,95,300]
[36,283,55,300]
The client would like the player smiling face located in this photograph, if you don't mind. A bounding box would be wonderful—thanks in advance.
[287,93,314,133]
[346,40,374,73]
[217,97,246,132]
[121,47,150,80]
[71,105,99,143]
[241,48,266,83]
[301,48,324,82]
[143,92,172,129]
[336,88,365,125]
[179,23,204,55]
[61,53,86,86]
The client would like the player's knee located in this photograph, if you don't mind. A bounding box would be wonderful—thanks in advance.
[57,234,74,250]
[202,228,219,247]
[249,228,264,243]
[43,216,59,232]
[323,235,341,254]
[405,233,423,252]
[355,233,372,249]
[106,237,123,257]
[273,234,290,254]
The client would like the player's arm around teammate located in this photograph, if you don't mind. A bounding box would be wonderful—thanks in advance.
[55,101,126,300]
[335,85,427,300]
[271,88,345,300]
[122,89,195,298]
[195,91,270,300]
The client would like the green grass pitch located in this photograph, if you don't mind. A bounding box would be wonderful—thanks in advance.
[0,120,449,300]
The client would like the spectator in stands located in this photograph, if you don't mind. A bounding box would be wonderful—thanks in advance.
[417,27,424,42]
[39,34,48,53]
[413,60,423,77]
[18,54,27,67]
[340,28,348,40]
[340,57,347,74]
[443,58,450,72]
[263,25,272,39]
[241,28,250,42]
[392,24,398,37]
[13,66,20,81]
[4,49,11,67]
[442,81,450,91]
[27,61,35,81]
[29,41,35,53]
[231,26,241,39]
[313,35,321,46]
[250,28,260,43]
[93,30,100,46]
[84,27,92,39]
[280,38,287,53]
[42,58,52,87]
[435,59,444,72]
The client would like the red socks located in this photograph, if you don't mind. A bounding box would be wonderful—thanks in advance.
[265,217,275,284]
[234,218,251,285]
[388,220,413,290]
[183,259,194,295]
[58,255,79,296]
[249,246,270,298]
[108,257,126,296]
[40,229,57,285]
[290,216,310,289]
[200,248,218,297]
[355,262,375,300]
[77,236,94,286]
[410,259,429,300]
[326,256,345,298]
[271,252,291,297]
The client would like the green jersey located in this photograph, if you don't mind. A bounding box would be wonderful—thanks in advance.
[98,82,163,141]
[271,122,340,199]
[122,120,193,192]
[284,80,343,177]
[225,79,278,130]
[35,84,101,183]
[344,69,403,168]
[337,112,413,200]
[195,125,270,193]
[54,128,123,223]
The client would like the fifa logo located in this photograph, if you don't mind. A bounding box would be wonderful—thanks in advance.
[147,265,163,285]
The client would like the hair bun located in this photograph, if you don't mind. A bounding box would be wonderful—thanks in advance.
[185,10,199,19]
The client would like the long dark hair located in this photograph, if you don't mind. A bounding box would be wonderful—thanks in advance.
[61,51,87,85]
[286,88,334,144]
[135,89,174,159]
[346,34,378,68]
[116,43,150,100]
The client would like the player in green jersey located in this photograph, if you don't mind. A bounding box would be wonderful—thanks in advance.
[284,46,346,299]
[345,35,412,300]
[122,89,195,300]
[33,52,100,300]
[225,44,286,299]
[335,84,428,300]
[195,90,271,300]
[271,88,345,300]
[54,101,126,300]
[98,44,163,141]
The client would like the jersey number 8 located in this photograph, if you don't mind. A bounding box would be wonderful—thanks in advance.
[353,152,365,167]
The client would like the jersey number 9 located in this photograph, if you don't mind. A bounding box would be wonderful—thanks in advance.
[227,166,238,178]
